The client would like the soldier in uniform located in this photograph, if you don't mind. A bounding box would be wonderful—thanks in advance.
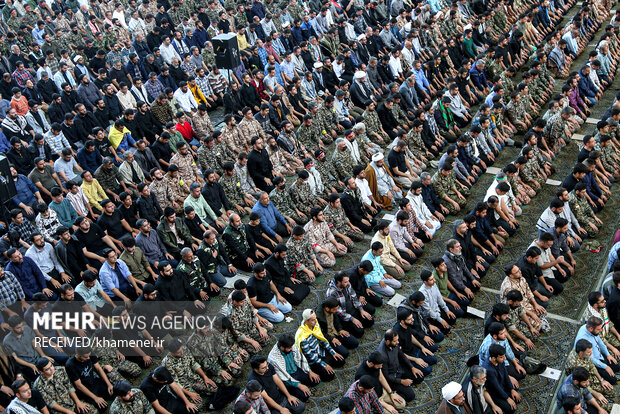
[149,168,179,210]
[304,207,347,267]
[197,135,226,177]
[569,183,603,238]
[165,165,190,205]
[543,107,573,154]
[223,213,265,272]
[289,170,324,216]
[314,148,344,193]
[162,339,218,400]
[227,290,271,354]
[363,101,390,147]
[270,176,308,225]
[90,329,142,382]
[177,248,222,297]
[238,107,268,149]
[186,326,242,388]
[266,136,298,177]
[297,114,327,153]
[324,193,364,243]
[192,105,214,139]
[431,163,467,215]
[220,162,255,216]
[110,381,155,414]
[169,142,202,187]
[285,225,323,282]
[221,114,247,155]
[34,358,98,414]
[566,340,615,404]
[332,137,356,182]
[520,147,546,188]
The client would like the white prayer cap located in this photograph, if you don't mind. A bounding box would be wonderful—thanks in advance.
[73,55,82,63]
[372,153,384,162]
[356,34,366,41]
[354,71,366,79]
[313,62,323,69]
[302,309,315,321]
[441,382,462,401]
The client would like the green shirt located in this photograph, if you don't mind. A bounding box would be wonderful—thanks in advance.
[183,194,217,223]
[432,269,450,298]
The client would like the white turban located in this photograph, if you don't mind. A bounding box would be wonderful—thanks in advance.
[354,71,366,80]
[372,153,384,162]
[441,382,462,401]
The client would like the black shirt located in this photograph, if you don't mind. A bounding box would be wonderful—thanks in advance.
[66,354,101,389]
[119,204,139,229]
[27,389,48,410]
[247,274,274,303]
[97,210,125,239]
[184,214,204,239]
[140,374,174,406]
[52,291,86,314]
[247,363,282,401]
[75,223,108,253]
[387,149,408,175]
[354,361,382,393]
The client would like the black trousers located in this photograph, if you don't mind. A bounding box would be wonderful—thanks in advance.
[389,370,417,402]
[278,283,310,306]
[309,354,346,382]
[351,217,376,233]
[286,370,315,402]
[273,221,290,237]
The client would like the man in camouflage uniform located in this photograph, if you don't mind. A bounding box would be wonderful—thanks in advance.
[324,193,364,243]
[186,327,241,387]
[197,135,226,177]
[314,96,341,143]
[314,149,344,193]
[150,168,179,210]
[569,184,603,237]
[363,101,389,146]
[220,162,254,216]
[169,143,201,187]
[431,164,467,215]
[202,42,216,68]
[238,108,268,149]
[304,207,347,267]
[520,146,546,188]
[285,225,323,282]
[500,68,516,99]
[505,92,528,133]
[599,135,619,174]
[162,339,217,399]
[90,329,142,382]
[228,290,270,354]
[165,165,190,205]
[221,115,247,154]
[270,177,308,225]
[110,382,154,414]
[192,105,214,139]
[177,248,220,295]
[566,340,615,403]
[289,170,322,216]
[266,136,297,177]
[297,114,326,153]
[505,295,540,348]
[34,358,98,414]
[543,107,573,153]
[332,138,356,182]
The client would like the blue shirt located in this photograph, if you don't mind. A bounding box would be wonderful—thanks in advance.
[478,333,515,367]
[11,175,38,208]
[608,241,620,271]
[99,259,132,297]
[574,324,610,369]
[412,67,429,92]
[6,256,48,300]
[556,374,593,411]
[0,130,9,153]
[360,249,386,286]
[251,201,286,237]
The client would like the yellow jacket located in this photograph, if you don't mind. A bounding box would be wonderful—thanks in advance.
[81,179,107,211]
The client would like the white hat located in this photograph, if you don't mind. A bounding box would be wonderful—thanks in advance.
[372,153,384,162]
[313,62,323,69]
[73,55,82,63]
[356,34,366,41]
[302,309,315,321]
[441,382,462,401]
[354,71,366,80]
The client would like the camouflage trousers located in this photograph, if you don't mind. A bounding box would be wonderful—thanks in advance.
[239,329,270,354]
[440,192,468,215]
[341,227,365,242]
[314,244,347,267]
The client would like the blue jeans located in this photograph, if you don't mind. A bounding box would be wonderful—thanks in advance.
[257,296,293,323]
[209,264,236,287]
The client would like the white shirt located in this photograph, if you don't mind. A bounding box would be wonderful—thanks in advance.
[173,88,198,112]
[388,55,403,78]
[355,177,373,205]
[159,42,181,64]
[117,90,137,110]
